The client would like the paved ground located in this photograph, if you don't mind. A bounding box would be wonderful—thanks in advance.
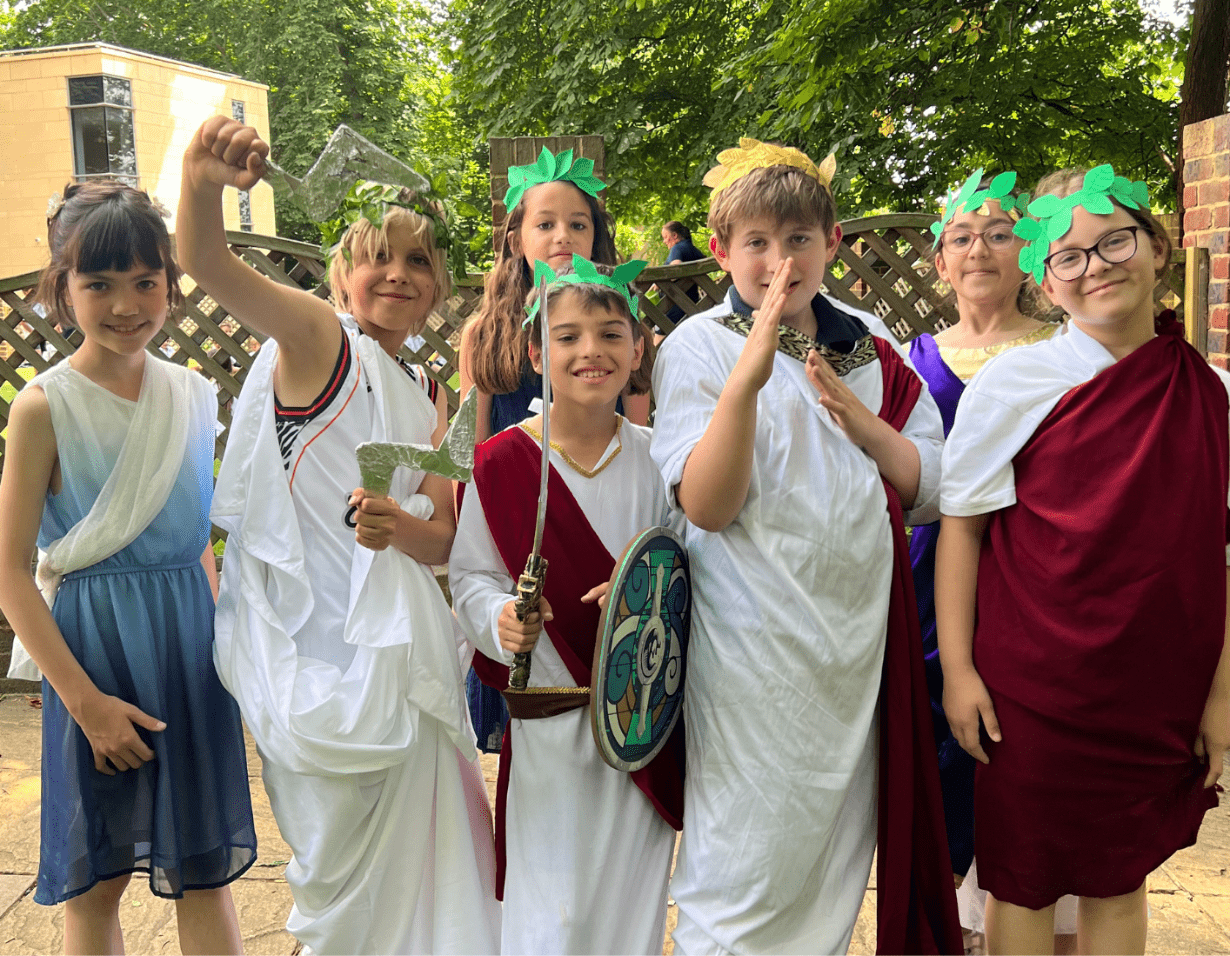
[1,693,1227,954]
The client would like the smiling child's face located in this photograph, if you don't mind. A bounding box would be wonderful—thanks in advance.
[714,217,841,328]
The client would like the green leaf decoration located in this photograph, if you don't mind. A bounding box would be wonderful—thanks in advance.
[502,145,608,212]
[1083,193,1114,215]
[1083,164,1115,193]
[1028,194,1062,218]
[1012,218,1042,241]
[930,168,1024,249]
[1012,163,1150,285]
[988,171,1017,198]
[533,258,558,285]
[523,254,649,324]
[1047,206,1073,242]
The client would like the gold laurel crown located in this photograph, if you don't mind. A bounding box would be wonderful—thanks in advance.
[703,137,837,198]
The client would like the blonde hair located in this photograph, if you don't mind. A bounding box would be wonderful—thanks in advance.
[708,164,838,249]
[327,206,451,326]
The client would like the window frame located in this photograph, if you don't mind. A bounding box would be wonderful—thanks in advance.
[67,74,138,186]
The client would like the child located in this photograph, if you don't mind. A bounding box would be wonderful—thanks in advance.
[450,257,683,955]
[649,138,961,954]
[936,166,1230,955]
[907,170,1074,954]
[176,117,501,955]
[0,182,255,955]
[457,145,645,756]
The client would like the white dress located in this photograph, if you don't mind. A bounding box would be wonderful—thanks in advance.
[212,317,501,955]
[450,420,678,956]
[650,294,945,955]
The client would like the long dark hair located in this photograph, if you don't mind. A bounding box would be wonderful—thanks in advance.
[467,185,617,395]
[37,181,182,323]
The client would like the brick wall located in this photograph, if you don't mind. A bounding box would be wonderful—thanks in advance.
[1183,113,1229,368]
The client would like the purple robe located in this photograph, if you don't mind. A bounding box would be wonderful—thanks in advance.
[908,332,977,876]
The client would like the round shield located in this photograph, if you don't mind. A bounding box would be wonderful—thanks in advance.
[591,526,691,772]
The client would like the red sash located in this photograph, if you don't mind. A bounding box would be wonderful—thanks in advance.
[872,337,965,955]
[469,427,685,900]
[971,319,1227,905]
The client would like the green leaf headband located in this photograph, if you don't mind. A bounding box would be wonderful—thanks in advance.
[929,168,1030,249]
[503,146,606,212]
[1012,165,1150,282]
[522,255,648,327]
[316,179,479,281]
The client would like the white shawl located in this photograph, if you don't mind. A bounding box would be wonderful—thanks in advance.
[210,318,475,775]
[8,357,196,681]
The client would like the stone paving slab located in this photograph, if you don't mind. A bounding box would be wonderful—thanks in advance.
[2,694,1229,955]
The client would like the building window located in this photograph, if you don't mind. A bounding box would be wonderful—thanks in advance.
[231,99,253,232]
[68,75,137,185]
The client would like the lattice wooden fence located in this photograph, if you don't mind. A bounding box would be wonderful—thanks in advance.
[0,215,1206,477]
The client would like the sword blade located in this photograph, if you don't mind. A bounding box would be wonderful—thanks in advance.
[531,272,551,557]
[509,273,552,692]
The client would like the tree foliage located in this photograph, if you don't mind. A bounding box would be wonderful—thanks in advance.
[448,0,1184,219]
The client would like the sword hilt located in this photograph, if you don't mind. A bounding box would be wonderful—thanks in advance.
[510,554,548,691]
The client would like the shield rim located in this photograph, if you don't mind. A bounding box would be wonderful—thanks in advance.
[590,525,689,773]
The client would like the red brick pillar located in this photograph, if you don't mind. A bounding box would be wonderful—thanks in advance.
[1182,113,1229,368]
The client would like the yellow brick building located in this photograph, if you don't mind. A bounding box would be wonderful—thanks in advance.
[0,43,275,277]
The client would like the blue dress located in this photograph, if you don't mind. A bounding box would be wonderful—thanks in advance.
[34,363,256,903]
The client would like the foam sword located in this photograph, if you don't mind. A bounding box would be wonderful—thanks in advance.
[355,386,478,495]
[260,124,431,222]
[508,272,552,691]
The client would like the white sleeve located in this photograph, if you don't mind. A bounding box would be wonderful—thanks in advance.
[649,324,728,511]
[448,485,516,664]
[866,320,945,526]
[940,385,1026,517]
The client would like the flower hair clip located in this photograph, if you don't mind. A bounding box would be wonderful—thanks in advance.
[523,255,648,326]
[46,192,65,221]
[503,147,606,212]
[703,137,837,198]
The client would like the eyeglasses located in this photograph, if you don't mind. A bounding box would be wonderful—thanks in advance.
[939,223,1019,254]
[1043,227,1142,281]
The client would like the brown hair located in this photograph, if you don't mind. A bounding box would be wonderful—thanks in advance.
[708,164,838,249]
[524,269,654,395]
[467,184,618,395]
[1030,168,1172,305]
[327,205,450,326]
[37,181,182,322]
[930,173,1039,319]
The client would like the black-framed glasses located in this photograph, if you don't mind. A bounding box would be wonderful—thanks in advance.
[939,223,1019,253]
[1043,226,1142,281]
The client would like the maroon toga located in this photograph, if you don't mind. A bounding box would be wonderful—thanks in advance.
[973,323,1228,908]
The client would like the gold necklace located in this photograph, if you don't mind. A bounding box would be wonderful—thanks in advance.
[519,415,624,479]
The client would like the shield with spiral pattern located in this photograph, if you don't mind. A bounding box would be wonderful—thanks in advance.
[591,527,691,772]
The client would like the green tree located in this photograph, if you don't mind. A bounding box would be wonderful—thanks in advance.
[447,0,1184,218]
[735,0,1184,210]
[446,0,765,228]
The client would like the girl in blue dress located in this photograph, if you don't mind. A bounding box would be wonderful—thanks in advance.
[0,182,255,954]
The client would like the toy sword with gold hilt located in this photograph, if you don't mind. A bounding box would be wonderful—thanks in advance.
[508,271,552,691]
